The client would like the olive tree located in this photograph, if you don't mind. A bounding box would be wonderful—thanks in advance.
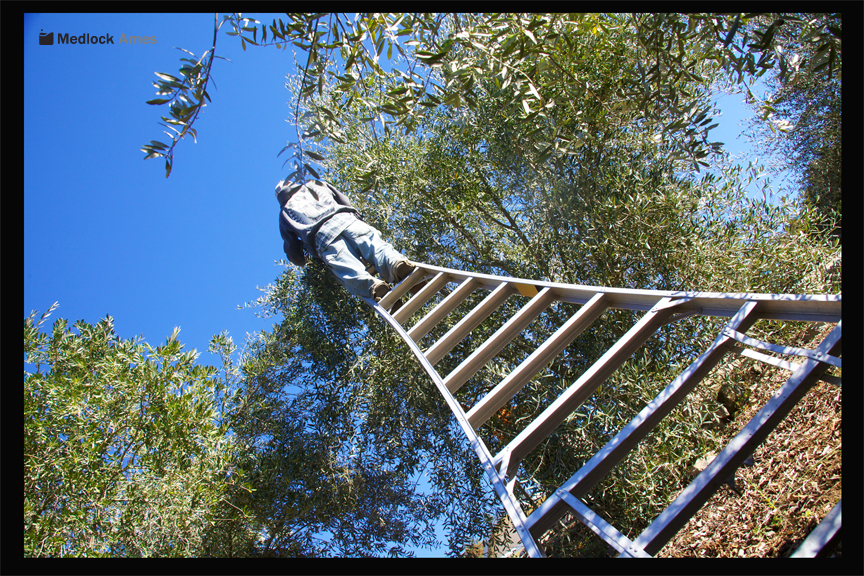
[142,13,841,184]
[137,12,841,556]
[24,304,247,557]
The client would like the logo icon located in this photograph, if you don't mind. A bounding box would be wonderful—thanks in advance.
[39,29,54,45]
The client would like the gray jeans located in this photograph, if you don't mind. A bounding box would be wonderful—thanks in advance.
[320,219,406,298]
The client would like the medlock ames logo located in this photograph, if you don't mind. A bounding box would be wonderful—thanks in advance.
[39,28,156,45]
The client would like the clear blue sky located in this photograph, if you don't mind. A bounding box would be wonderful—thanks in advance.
[24,12,777,558]
[25,13,294,366]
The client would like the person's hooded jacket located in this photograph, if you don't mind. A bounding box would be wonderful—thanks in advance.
[275,179,360,267]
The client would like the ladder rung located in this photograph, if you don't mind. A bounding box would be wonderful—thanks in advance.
[554,489,651,557]
[443,287,558,393]
[496,298,682,475]
[467,292,608,430]
[407,277,480,343]
[392,272,451,325]
[425,282,515,366]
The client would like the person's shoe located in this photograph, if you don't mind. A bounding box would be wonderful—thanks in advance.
[393,260,416,282]
[370,280,391,302]
[389,298,404,315]
[408,279,428,296]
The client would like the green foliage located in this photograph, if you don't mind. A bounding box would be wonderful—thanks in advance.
[145,13,841,180]
[24,304,241,557]
[742,13,842,240]
[234,262,498,556]
[141,15,234,177]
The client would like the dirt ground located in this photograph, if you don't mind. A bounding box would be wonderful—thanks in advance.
[656,323,842,558]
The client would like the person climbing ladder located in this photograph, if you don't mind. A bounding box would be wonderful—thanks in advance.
[275,179,416,302]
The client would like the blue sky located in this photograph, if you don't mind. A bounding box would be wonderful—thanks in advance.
[24,12,778,557]
[25,13,292,366]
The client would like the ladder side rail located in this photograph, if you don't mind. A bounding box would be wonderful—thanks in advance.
[443,287,558,393]
[416,263,841,322]
[722,327,842,368]
[789,500,841,558]
[362,296,546,558]
[744,308,840,323]
[493,297,686,479]
[730,346,842,386]
[392,271,452,325]
[631,322,842,556]
[555,294,841,324]
[466,292,609,430]
[526,301,763,540]
[408,276,481,343]
[424,282,516,366]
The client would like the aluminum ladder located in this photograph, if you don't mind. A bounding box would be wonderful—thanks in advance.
[361,262,841,558]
